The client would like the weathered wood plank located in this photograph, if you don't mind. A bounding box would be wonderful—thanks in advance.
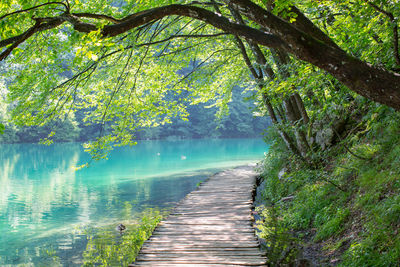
[155,224,255,230]
[149,235,257,243]
[140,241,261,247]
[132,264,260,267]
[131,166,267,266]
[137,249,265,254]
[135,254,267,262]
[134,261,266,266]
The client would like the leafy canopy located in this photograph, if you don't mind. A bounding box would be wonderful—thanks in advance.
[1,0,249,158]
[1,0,400,158]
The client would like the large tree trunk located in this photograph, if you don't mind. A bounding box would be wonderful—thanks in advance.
[283,98,310,157]
[227,0,400,110]
[235,8,313,158]
[263,96,301,157]
[226,5,304,158]
[293,93,310,125]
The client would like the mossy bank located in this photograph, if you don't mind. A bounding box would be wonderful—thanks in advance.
[256,102,400,266]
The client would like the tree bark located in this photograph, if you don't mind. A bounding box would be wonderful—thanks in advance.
[226,0,400,110]
[293,92,310,124]
[226,5,302,157]
[276,104,287,123]
[230,4,313,158]
[283,99,309,157]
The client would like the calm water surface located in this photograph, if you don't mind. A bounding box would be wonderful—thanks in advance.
[0,138,267,266]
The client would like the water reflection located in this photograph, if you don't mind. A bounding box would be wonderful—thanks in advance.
[0,139,267,265]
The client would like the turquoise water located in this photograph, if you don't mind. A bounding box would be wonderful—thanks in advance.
[0,138,268,266]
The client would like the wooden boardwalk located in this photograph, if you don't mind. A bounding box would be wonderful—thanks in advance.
[130,166,267,266]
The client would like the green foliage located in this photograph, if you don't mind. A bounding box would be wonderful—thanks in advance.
[256,205,299,265]
[297,0,400,69]
[258,104,400,266]
[0,84,268,144]
[1,0,399,265]
[82,209,162,266]
[1,0,252,157]
[314,207,349,242]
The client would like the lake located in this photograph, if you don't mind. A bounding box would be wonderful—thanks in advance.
[0,138,268,266]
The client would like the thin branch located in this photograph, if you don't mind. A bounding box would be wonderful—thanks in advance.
[171,48,235,89]
[0,2,68,21]
[129,18,167,104]
[154,16,187,40]
[0,17,64,49]
[72,13,121,23]
[187,1,224,6]
[128,45,151,106]
[135,20,158,41]
[1,4,285,62]
[0,21,40,61]
[99,49,134,133]
[332,125,372,161]
[364,0,400,65]
[137,33,228,47]
[155,18,200,58]
[101,5,284,48]
[157,42,206,57]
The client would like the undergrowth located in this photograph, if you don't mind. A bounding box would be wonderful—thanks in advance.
[82,208,162,266]
[257,104,400,266]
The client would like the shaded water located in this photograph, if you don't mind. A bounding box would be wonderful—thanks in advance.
[0,138,268,266]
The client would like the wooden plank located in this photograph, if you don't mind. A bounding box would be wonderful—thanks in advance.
[156,224,254,230]
[134,258,266,265]
[166,213,252,217]
[132,264,262,267]
[160,222,254,225]
[140,241,261,247]
[136,255,266,262]
[151,232,255,236]
[136,253,267,261]
[140,247,265,252]
[167,215,253,220]
[131,166,267,266]
[139,251,265,256]
[148,236,258,242]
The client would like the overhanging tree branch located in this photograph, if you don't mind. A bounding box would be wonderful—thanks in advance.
[1,4,285,61]
[101,4,285,49]
[2,1,400,110]
[72,13,121,23]
[0,17,64,50]
[0,2,68,21]
[224,0,400,110]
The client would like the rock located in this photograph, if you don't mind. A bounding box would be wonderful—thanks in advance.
[313,105,349,150]
[116,223,126,233]
[278,167,287,180]
[315,127,334,150]
[280,195,294,202]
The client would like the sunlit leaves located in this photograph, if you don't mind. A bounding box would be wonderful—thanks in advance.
[82,209,162,266]
[297,0,400,68]
[1,1,253,158]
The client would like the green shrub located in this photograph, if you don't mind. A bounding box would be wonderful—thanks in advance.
[314,207,349,241]
[82,209,162,266]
